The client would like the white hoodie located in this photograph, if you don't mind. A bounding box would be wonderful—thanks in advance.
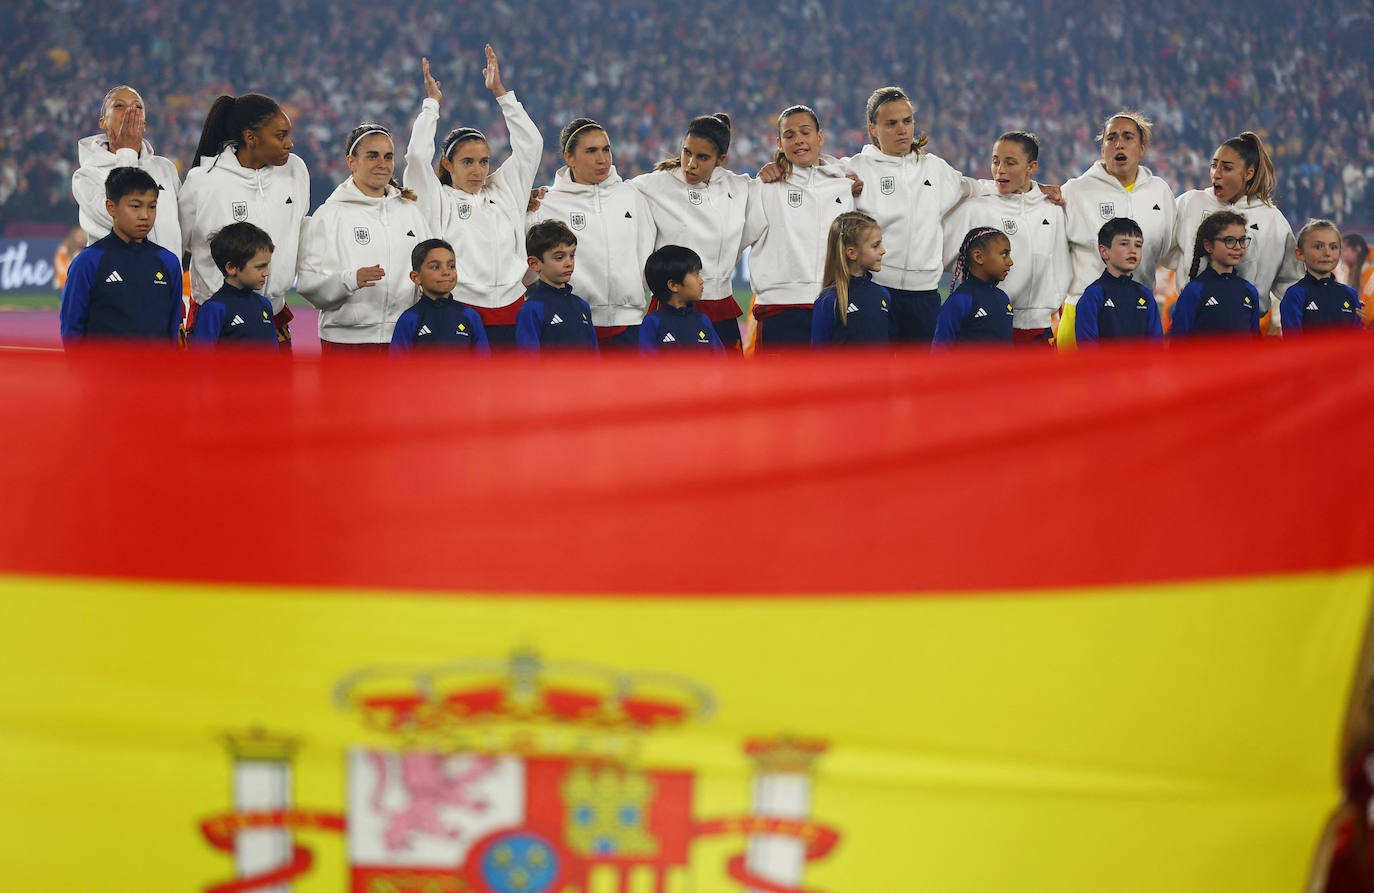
[944,185,1071,329]
[741,159,854,307]
[842,145,978,292]
[179,148,310,313]
[631,165,751,302]
[529,166,656,327]
[72,134,182,252]
[1062,161,1175,301]
[296,179,432,344]
[1169,189,1301,327]
[405,93,542,309]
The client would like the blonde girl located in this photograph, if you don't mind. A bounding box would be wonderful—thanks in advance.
[811,211,892,344]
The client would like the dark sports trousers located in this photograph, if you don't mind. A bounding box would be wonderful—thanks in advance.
[597,325,641,350]
[887,288,942,344]
[756,307,814,351]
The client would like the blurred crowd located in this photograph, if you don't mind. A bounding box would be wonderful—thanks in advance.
[2,0,1372,227]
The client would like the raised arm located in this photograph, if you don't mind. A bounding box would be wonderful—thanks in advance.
[404,57,445,231]
[487,45,544,196]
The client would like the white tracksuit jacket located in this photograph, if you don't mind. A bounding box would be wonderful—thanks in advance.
[842,144,978,293]
[405,93,542,309]
[1169,189,1301,330]
[944,186,1072,330]
[73,134,182,252]
[1062,161,1175,301]
[741,159,854,307]
[631,165,751,302]
[179,148,310,313]
[529,166,656,328]
[296,179,431,344]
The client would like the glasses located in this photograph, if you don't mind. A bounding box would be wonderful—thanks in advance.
[1215,236,1253,248]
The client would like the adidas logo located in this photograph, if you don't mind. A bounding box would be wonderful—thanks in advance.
[418,325,432,336]
[847,302,859,313]
[1307,301,1319,311]
[104,270,124,283]
[973,308,988,318]
[624,212,632,219]
[1104,298,1115,308]
[1152,204,1161,211]
[285,196,293,204]
[923,179,932,186]
[1042,219,1050,225]
[550,314,564,325]
[406,230,415,237]
[662,332,676,343]
[1250,223,1259,230]
[1205,296,1219,307]
[230,314,245,326]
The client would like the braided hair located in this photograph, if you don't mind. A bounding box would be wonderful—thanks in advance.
[1188,210,1247,281]
[952,227,1007,286]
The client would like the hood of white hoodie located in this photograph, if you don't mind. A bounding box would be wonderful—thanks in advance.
[1080,160,1160,192]
[77,133,159,166]
[857,144,914,166]
[552,164,625,195]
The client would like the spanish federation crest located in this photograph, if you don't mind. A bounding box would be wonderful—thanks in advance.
[570,212,586,231]
[1001,217,1018,235]
[1098,202,1116,221]
[687,190,703,206]
[232,201,248,222]
[198,649,841,893]
[880,177,896,195]
[458,202,473,220]
[787,189,803,208]
[354,227,371,246]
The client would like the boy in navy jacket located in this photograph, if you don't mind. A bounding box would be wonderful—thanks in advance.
[191,222,279,348]
[1279,220,1363,335]
[639,245,723,352]
[516,221,598,352]
[391,239,489,352]
[1074,217,1163,343]
[60,166,181,345]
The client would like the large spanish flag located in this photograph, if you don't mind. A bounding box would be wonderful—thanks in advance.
[2,336,1372,893]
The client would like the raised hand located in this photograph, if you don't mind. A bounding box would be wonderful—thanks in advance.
[110,104,145,153]
[422,57,442,103]
[483,44,507,98]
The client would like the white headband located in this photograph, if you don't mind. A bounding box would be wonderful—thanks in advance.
[348,127,390,156]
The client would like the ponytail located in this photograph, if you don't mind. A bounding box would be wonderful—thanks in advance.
[822,212,878,326]
[952,227,1005,286]
[191,93,283,169]
[1189,210,1248,280]
[1221,131,1276,206]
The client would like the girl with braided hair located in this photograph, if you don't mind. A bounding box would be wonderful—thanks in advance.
[932,227,1015,346]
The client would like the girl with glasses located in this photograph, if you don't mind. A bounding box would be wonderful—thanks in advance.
[1170,210,1261,337]
[1169,131,1301,332]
